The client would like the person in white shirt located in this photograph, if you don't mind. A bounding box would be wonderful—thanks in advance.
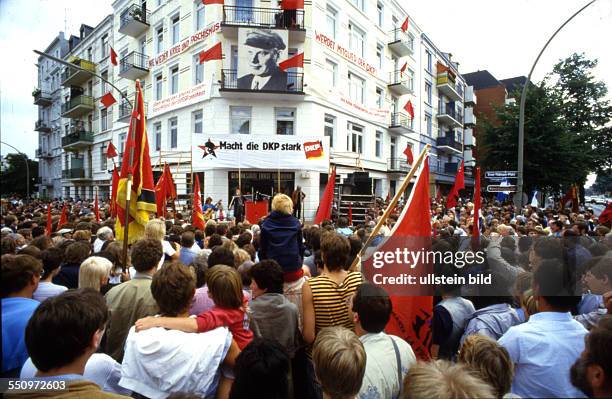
[93,226,114,254]
[33,247,67,302]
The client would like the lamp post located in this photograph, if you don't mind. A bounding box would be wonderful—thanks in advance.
[1,141,31,200]
[516,0,597,208]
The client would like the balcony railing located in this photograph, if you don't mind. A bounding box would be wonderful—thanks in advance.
[389,112,413,130]
[61,95,94,118]
[436,136,462,152]
[117,99,147,121]
[61,130,94,148]
[388,70,414,95]
[220,69,304,93]
[436,71,462,102]
[387,28,414,56]
[119,4,150,37]
[119,51,149,80]
[33,89,52,106]
[35,120,52,132]
[388,157,409,172]
[62,167,91,180]
[222,5,304,29]
[36,148,53,158]
[61,57,96,86]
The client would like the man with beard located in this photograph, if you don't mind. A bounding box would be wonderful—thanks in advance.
[237,29,287,91]
[571,316,612,398]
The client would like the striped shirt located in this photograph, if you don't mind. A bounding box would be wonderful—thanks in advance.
[309,271,363,334]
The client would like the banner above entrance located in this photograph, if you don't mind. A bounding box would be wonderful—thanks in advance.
[192,135,330,172]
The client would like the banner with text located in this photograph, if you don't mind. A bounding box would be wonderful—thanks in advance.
[148,22,221,69]
[192,135,330,172]
[314,30,378,77]
[149,82,210,117]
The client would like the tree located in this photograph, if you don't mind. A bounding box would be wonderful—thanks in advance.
[592,169,612,195]
[0,153,38,197]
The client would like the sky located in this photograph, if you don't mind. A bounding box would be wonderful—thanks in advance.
[1,0,611,185]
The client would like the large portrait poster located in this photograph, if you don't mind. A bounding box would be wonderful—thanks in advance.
[192,135,330,172]
[237,28,289,91]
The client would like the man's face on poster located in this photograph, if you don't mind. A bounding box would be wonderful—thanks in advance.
[246,45,279,77]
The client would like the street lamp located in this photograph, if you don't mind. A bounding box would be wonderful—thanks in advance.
[516,0,597,208]
[1,141,31,199]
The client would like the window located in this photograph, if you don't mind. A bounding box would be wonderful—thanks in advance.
[348,72,365,104]
[155,73,163,100]
[376,43,383,69]
[100,146,107,170]
[324,114,335,147]
[325,59,337,87]
[425,81,432,104]
[169,117,178,148]
[171,14,180,45]
[170,65,179,94]
[193,54,204,84]
[101,108,108,131]
[377,2,384,27]
[375,131,382,157]
[87,47,93,61]
[426,50,432,73]
[347,122,364,154]
[425,113,432,136]
[195,2,205,31]
[119,133,127,156]
[101,70,108,93]
[376,87,384,108]
[140,38,147,56]
[101,35,109,59]
[231,106,251,134]
[351,0,364,12]
[193,110,203,134]
[326,6,337,40]
[154,122,162,150]
[348,23,365,57]
[156,25,164,53]
[390,137,396,159]
[276,108,296,135]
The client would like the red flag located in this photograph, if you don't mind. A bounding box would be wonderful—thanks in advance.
[559,185,579,212]
[164,164,177,199]
[110,165,119,218]
[45,204,53,236]
[445,161,465,208]
[155,170,167,217]
[472,167,481,248]
[94,196,100,223]
[115,80,157,244]
[403,143,414,165]
[57,203,68,230]
[598,202,612,227]
[281,0,304,9]
[401,16,409,32]
[106,142,118,159]
[192,174,205,230]
[110,47,118,66]
[199,42,222,63]
[314,167,336,224]
[385,193,390,203]
[100,92,117,108]
[348,203,353,226]
[278,53,304,71]
[404,100,415,120]
[203,0,223,4]
[400,62,407,77]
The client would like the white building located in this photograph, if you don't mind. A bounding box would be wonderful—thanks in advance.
[38,0,476,221]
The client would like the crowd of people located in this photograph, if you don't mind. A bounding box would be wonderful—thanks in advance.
[1,193,612,398]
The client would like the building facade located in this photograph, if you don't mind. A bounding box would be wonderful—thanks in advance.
[37,0,476,220]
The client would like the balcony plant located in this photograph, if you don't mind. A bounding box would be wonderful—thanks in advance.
[130,7,144,22]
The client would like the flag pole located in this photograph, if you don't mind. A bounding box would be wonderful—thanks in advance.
[121,82,140,271]
[350,144,431,271]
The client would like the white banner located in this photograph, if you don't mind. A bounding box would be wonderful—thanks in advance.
[149,82,210,117]
[192,135,330,172]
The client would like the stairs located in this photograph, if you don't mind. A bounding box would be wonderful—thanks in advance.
[333,172,375,226]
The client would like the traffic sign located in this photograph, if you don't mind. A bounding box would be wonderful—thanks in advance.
[487,185,517,193]
[485,171,518,179]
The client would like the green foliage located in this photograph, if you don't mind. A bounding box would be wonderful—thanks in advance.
[0,153,38,197]
[592,169,612,195]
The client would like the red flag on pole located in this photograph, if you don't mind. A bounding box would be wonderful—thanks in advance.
[400,62,407,77]
[348,203,353,226]
[111,165,119,218]
[404,100,415,120]
[314,166,336,224]
[57,203,68,230]
[100,92,117,108]
[199,42,222,63]
[445,161,465,208]
[278,53,304,71]
[280,0,304,9]
[94,195,100,223]
[401,16,409,32]
[598,202,612,227]
[192,174,205,230]
[203,0,224,4]
[110,47,118,66]
[472,167,481,248]
[436,185,442,203]
[155,170,167,217]
[45,204,53,236]
[106,142,118,159]
[164,164,177,199]
[403,143,414,165]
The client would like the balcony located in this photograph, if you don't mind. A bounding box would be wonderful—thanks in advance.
[465,85,477,106]
[389,112,414,134]
[464,128,475,147]
[61,130,94,150]
[33,89,52,106]
[436,135,463,154]
[36,148,53,159]
[436,71,462,102]
[117,98,147,123]
[464,107,476,126]
[387,28,414,57]
[220,69,304,100]
[464,148,474,164]
[34,120,52,132]
[119,4,150,37]
[118,51,149,80]
[437,104,463,128]
[61,57,96,87]
[62,167,92,181]
[221,6,305,41]
[387,157,410,173]
[37,176,54,186]
[388,70,414,96]
[61,95,94,118]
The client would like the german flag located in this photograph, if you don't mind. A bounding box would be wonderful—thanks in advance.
[115,80,156,244]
